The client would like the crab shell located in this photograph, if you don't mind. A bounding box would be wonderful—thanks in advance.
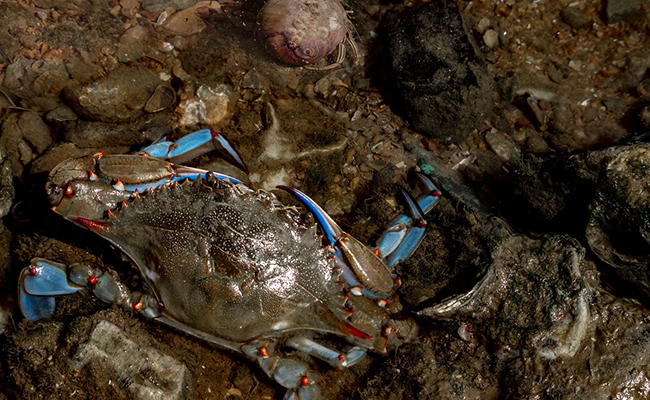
[257,0,348,66]
[51,171,415,352]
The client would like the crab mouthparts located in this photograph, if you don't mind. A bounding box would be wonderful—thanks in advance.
[75,217,108,231]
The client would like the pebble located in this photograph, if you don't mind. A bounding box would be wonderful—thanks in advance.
[240,69,264,90]
[483,29,499,49]
[521,131,550,154]
[606,0,641,24]
[485,131,520,162]
[160,4,207,36]
[603,98,626,112]
[45,105,78,125]
[144,83,177,113]
[0,111,53,176]
[561,6,590,29]
[475,17,491,34]
[117,24,149,62]
[0,145,15,219]
[71,320,190,400]
[178,84,234,126]
[324,192,357,217]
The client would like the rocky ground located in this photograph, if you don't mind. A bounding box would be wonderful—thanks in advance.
[1,0,650,399]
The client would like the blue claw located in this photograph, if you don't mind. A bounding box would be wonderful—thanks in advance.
[277,185,343,246]
[19,275,55,322]
[141,129,248,172]
[22,260,83,296]
[414,173,441,214]
[278,185,396,298]
[376,173,440,269]
[19,260,84,322]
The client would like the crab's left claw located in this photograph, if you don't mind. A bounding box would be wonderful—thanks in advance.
[377,173,440,269]
[18,259,83,321]
[141,129,248,172]
[278,186,396,298]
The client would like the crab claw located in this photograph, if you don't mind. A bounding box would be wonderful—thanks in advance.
[141,129,248,172]
[278,186,396,298]
[377,173,438,269]
[18,259,83,322]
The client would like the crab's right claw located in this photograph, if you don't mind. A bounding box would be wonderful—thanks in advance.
[18,259,82,321]
[141,129,248,172]
[376,173,440,270]
[277,186,396,298]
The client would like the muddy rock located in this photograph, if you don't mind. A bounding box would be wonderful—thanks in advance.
[586,145,650,299]
[0,111,54,177]
[387,0,494,143]
[63,66,161,123]
[606,0,641,24]
[0,145,14,219]
[64,121,155,148]
[71,319,191,399]
[420,233,650,399]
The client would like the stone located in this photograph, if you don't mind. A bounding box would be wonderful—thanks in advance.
[586,145,650,299]
[144,84,177,113]
[483,29,499,49]
[561,6,590,29]
[0,145,15,218]
[387,0,494,143]
[64,121,150,148]
[63,66,161,122]
[606,0,641,24]
[71,320,190,400]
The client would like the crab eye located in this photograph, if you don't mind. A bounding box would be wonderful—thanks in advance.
[64,185,76,197]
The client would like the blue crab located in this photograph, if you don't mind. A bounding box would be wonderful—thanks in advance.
[18,129,440,399]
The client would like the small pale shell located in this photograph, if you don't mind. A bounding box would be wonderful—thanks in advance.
[257,0,348,66]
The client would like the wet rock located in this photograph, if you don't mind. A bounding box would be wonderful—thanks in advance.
[0,145,15,219]
[586,145,650,299]
[521,131,549,154]
[160,3,208,36]
[142,0,201,12]
[387,0,494,143]
[45,104,78,126]
[5,59,72,99]
[561,6,590,29]
[420,233,650,399]
[616,51,650,91]
[0,111,54,177]
[144,84,177,113]
[485,131,519,162]
[64,121,153,148]
[116,24,150,63]
[71,320,190,400]
[606,0,641,24]
[177,83,235,126]
[324,192,357,217]
[63,66,161,123]
[483,29,498,49]
[240,69,265,90]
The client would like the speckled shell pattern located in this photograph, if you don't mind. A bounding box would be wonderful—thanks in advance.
[91,176,359,344]
[257,0,348,65]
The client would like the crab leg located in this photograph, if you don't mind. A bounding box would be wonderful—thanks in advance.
[287,337,366,368]
[92,153,243,193]
[18,258,160,322]
[241,341,321,400]
[140,128,248,172]
[376,173,441,269]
